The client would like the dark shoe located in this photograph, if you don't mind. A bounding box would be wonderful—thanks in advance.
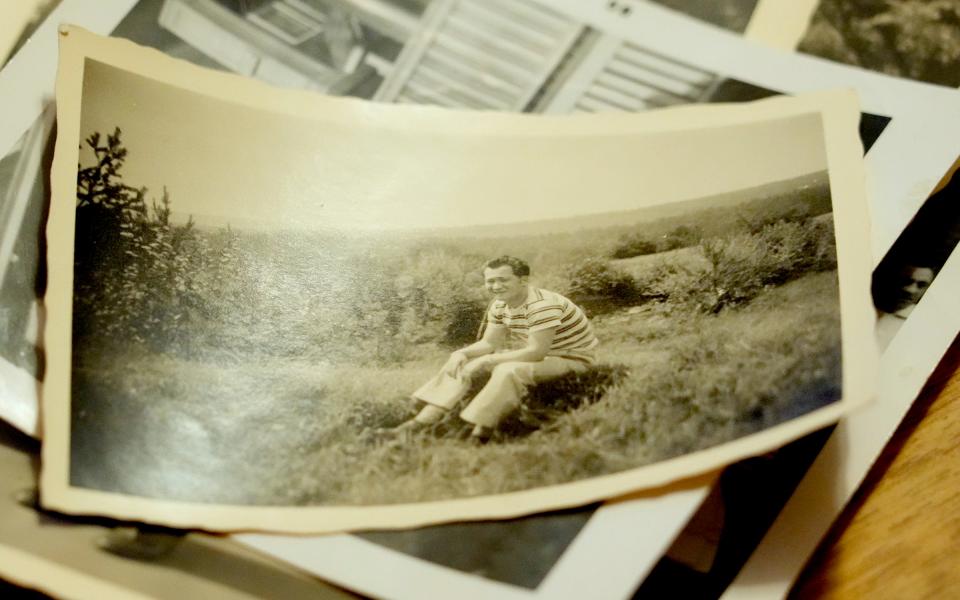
[469,424,493,444]
[96,526,185,560]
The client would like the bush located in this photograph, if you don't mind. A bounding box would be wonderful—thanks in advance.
[73,130,242,356]
[610,225,703,259]
[698,219,837,311]
[627,218,838,313]
[611,233,659,259]
[566,257,643,314]
[658,225,703,252]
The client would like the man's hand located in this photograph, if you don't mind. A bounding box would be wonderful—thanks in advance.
[461,355,494,380]
[442,351,468,377]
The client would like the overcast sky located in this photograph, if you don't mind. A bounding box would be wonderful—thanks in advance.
[78,59,828,232]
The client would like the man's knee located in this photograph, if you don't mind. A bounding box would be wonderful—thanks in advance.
[489,361,530,382]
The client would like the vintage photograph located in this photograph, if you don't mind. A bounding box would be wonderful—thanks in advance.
[644,0,759,33]
[0,110,52,437]
[546,0,960,262]
[874,163,960,347]
[0,0,820,441]
[39,28,874,532]
[239,480,710,600]
[0,0,938,440]
[798,0,960,87]
[0,422,351,600]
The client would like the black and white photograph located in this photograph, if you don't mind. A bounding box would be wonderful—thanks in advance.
[0,420,353,600]
[2,0,957,441]
[873,164,960,347]
[0,0,814,440]
[0,2,949,597]
[38,28,875,533]
[644,0,760,33]
[544,0,960,262]
[0,111,51,436]
[239,480,709,600]
[798,0,960,87]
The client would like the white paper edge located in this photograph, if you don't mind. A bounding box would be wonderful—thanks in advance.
[0,1,42,63]
[721,240,960,598]
[237,484,709,600]
[535,0,960,267]
[0,0,139,438]
[0,0,139,159]
[745,0,820,50]
[0,2,712,596]
[0,0,954,595]
[0,542,154,600]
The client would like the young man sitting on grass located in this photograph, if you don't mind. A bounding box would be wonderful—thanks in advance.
[401,255,599,442]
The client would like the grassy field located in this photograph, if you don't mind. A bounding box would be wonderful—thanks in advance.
[70,269,840,506]
[69,163,842,505]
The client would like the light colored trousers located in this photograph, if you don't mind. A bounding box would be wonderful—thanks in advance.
[412,357,590,428]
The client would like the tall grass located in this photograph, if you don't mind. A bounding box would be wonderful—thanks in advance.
[71,271,840,506]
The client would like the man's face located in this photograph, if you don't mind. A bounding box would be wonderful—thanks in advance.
[484,265,527,305]
[899,266,934,305]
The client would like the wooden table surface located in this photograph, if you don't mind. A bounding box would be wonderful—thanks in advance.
[791,334,960,598]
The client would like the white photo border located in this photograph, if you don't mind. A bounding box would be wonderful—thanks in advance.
[535,0,960,266]
[41,27,874,532]
[722,178,960,598]
[0,3,714,595]
[238,483,710,600]
[0,0,956,594]
[0,0,139,438]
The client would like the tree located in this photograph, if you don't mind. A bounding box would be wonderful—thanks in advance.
[73,129,237,354]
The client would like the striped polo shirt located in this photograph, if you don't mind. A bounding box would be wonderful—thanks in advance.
[488,287,599,363]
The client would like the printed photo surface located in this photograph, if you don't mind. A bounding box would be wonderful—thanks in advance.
[0,421,352,600]
[0,0,952,593]
[874,165,960,347]
[644,0,759,33]
[238,481,710,600]
[40,28,874,532]
[798,0,960,88]
[539,0,960,264]
[725,161,960,598]
[3,0,959,442]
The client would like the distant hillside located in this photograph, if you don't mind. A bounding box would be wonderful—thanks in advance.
[173,170,830,242]
[412,170,830,239]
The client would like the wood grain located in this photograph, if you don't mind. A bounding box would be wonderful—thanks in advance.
[792,335,960,598]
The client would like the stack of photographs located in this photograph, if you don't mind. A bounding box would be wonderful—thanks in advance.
[0,1,958,599]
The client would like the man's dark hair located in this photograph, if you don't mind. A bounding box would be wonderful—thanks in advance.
[484,255,530,277]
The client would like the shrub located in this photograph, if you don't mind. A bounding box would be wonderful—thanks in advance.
[610,233,659,259]
[565,257,643,314]
[610,225,703,259]
[697,218,837,311]
[73,131,243,356]
[391,248,488,348]
[626,217,838,313]
[658,225,703,252]
[634,260,711,308]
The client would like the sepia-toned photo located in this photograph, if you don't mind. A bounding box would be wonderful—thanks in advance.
[0,420,352,600]
[38,28,875,532]
[0,0,821,440]
[3,0,956,442]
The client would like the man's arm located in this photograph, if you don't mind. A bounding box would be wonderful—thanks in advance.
[442,324,506,375]
[466,327,556,375]
[460,323,507,358]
